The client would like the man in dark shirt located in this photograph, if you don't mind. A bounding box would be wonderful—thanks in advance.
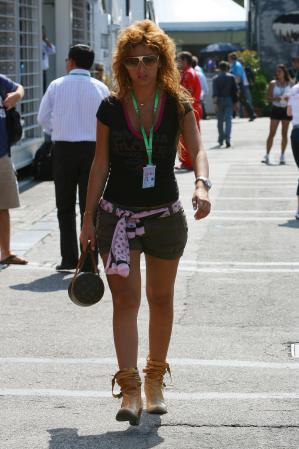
[212,61,238,148]
[0,74,27,265]
[289,57,299,84]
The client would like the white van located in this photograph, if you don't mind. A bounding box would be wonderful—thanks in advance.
[11,138,43,171]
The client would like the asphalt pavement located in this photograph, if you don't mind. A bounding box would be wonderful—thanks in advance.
[1,117,299,449]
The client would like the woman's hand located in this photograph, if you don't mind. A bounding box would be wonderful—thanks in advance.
[192,186,211,220]
[80,216,96,252]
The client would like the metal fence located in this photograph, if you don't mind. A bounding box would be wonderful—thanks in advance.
[0,0,42,140]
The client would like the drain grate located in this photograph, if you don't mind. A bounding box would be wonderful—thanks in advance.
[290,343,299,358]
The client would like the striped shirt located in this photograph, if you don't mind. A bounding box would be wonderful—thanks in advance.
[37,68,109,141]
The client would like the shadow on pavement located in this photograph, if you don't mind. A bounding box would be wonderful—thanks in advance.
[278,219,299,229]
[10,273,71,292]
[48,415,163,449]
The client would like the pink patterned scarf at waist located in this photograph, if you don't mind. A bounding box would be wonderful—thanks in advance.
[99,198,182,277]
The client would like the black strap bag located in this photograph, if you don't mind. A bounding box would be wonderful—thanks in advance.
[32,141,53,181]
[68,244,105,307]
[0,86,22,146]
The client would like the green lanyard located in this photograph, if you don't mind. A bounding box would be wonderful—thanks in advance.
[131,90,160,166]
[69,72,90,77]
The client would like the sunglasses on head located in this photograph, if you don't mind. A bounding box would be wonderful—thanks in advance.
[124,55,159,68]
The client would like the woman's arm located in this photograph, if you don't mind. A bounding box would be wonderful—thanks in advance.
[3,84,24,110]
[80,120,110,250]
[181,110,211,220]
[287,105,292,117]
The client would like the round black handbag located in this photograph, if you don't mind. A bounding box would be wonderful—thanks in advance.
[68,244,105,307]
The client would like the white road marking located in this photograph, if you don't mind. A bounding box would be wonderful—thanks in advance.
[177,267,299,273]
[0,357,298,370]
[180,261,299,266]
[218,186,294,189]
[212,210,294,213]
[212,183,295,185]
[185,210,295,214]
[187,215,292,221]
[3,260,299,274]
[181,197,295,201]
[0,388,298,400]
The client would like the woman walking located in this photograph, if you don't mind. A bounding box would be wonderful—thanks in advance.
[80,20,211,425]
[262,64,293,165]
[287,82,299,219]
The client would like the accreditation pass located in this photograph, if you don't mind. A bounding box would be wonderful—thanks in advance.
[142,164,156,188]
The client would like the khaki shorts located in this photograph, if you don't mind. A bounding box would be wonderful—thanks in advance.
[0,155,20,209]
[96,205,188,260]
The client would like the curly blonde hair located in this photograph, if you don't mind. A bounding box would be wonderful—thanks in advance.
[112,20,191,118]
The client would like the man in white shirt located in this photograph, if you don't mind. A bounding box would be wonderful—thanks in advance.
[42,26,56,93]
[38,44,109,270]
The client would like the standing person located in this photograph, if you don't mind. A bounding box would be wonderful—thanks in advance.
[0,75,27,265]
[239,58,254,118]
[93,63,107,85]
[287,82,299,219]
[192,56,209,119]
[38,44,109,271]
[262,64,293,165]
[289,57,299,84]
[228,52,256,122]
[176,51,202,170]
[80,19,211,425]
[42,26,56,93]
[212,61,238,148]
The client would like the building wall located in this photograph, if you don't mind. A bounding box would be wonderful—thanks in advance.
[2,0,154,169]
[249,0,299,77]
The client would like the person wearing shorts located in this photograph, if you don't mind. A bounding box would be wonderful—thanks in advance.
[80,20,211,426]
[262,65,293,165]
[0,74,27,265]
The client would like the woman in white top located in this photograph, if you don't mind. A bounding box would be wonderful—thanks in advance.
[262,64,293,165]
[287,83,299,219]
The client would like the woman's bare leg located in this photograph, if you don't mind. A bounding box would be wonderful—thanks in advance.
[145,255,180,361]
[266,119,280,154]
[281,120,290,154]
[101,251,141,369]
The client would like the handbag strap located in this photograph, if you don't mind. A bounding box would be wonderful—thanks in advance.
[72,242,99,280]
[70,243,100,296]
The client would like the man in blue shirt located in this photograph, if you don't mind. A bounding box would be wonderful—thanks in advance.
[0,74,27,265]
[228,52,256,121]
[213,61,238,147]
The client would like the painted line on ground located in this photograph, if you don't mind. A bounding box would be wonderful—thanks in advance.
[180,261,299,266]
[3,263,299,274]
[181,197,296,201]
[212,183,295,186]
[187,215,293,221]
[177,267,299,273]
[185,210,295,214]
[0,357,298,370]
[215,174,298,177]
[0,388,298,400]
[215,186,294,189]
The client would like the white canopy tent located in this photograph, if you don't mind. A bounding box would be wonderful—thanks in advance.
[154,0,247,32]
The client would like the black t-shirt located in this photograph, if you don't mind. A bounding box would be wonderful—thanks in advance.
[96,93,191,207]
